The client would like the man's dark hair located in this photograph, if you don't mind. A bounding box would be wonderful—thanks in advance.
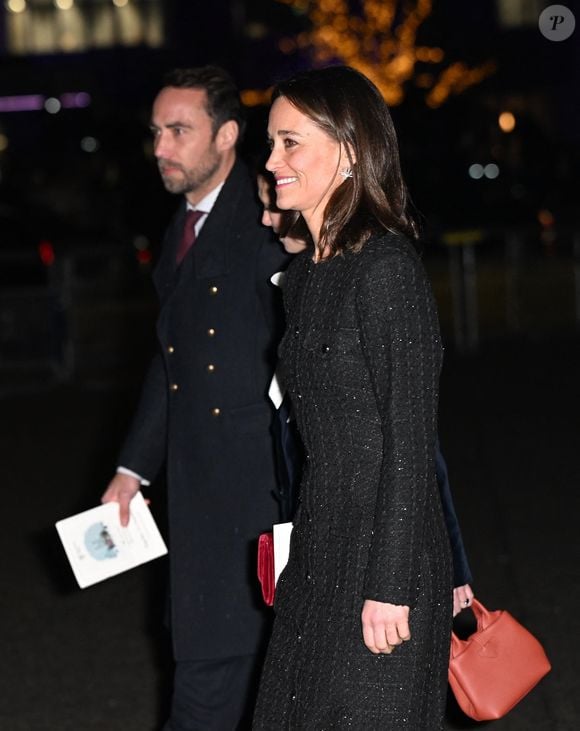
[163,66,246,142]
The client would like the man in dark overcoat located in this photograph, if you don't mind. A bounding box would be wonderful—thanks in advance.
[102,66,289,730]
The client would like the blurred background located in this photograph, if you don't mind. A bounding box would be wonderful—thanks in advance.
[1,1,578,729]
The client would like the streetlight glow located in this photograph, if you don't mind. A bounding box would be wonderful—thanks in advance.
[498,111,516,133]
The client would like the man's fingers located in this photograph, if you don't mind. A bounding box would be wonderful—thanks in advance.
[119,498,131,527]
[101,474,140,527]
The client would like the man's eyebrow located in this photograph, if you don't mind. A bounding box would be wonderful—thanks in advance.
[149,121,194,130]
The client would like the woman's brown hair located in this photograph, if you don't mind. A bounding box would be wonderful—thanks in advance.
[271,66,418,258]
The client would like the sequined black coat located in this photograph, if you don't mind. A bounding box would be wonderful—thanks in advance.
[253,233,453,730]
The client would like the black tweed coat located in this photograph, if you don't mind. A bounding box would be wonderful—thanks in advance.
[253,233,453,730]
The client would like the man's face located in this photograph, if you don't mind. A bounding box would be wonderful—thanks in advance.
[150,87,222,200]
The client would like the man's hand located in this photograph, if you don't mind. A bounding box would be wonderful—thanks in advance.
[361,599,411,654]
[101,473,140,527]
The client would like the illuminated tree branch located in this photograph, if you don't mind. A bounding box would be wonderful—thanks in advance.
[242,0,495,108]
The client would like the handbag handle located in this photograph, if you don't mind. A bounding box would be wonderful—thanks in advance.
[450,597,497,659]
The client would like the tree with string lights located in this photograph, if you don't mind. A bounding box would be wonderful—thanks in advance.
[243,0,495,107]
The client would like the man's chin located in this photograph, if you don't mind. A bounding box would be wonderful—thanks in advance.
[161,176,187,195]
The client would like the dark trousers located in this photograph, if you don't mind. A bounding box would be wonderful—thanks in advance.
[163,655,261,731]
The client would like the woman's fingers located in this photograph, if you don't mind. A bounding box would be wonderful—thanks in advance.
[362,621,390,654]
[361,599,411,654]
[453,584,475,616]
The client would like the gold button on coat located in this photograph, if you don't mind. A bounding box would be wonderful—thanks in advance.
[167,345,175,353]
[210,286,218,295]
[170,383,179,392]
[207,328,216,337]
[211,407,221,416]
[207,364,216,372]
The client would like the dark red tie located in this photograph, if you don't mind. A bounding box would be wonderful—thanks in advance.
[176,209,204,265]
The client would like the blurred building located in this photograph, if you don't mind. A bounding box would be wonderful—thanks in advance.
[2,0,164,55]
[0,0,577,235]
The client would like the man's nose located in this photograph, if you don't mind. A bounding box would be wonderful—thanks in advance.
[154,132,170,159]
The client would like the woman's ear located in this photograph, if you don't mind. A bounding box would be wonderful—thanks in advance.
[342,141,356,168]
[338,142,356,180]
[216,120,239,152]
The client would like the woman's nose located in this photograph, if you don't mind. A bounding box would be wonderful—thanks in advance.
[265,147,280,172]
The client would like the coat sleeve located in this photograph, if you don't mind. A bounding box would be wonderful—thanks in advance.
[355,246,443,608]
[117,351,167,483]
[435,444,473,587]
[255,234,291,343]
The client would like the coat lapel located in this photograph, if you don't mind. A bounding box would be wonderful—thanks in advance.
[191,159,247,280]
[153,159,251,302]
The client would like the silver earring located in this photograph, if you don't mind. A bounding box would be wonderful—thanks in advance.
[340,168,353,179]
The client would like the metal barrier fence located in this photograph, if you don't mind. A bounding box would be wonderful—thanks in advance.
[434,227,579,352]
[1,230,578,381]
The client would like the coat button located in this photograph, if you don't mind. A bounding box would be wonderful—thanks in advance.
[207,364,216,373]
[170,383,179,392]
[167,345,175,354]
[211,407,221,416]
[209,285,218,295]
[321,344,330,353]
[207,328,216,337]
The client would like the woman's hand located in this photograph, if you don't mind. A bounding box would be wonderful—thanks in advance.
[452,584,474,616]
[361,599,410,654]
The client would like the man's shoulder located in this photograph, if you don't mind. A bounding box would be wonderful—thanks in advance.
[218,159,257,206]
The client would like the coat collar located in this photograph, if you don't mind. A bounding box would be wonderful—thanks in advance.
[153,159,252,293]
[191,158,248,279]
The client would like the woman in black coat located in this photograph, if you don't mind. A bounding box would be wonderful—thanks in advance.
[258,173,474,617]
[253,66,454,730]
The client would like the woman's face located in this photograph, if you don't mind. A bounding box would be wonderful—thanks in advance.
[257,174,308,254]
[266,96,346,241]
[257,175,284,234]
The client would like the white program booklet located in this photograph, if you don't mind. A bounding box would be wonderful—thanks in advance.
[55,491,168,589]
[273,521,293,585]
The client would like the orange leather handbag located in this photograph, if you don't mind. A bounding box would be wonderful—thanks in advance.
[448,598,551,721]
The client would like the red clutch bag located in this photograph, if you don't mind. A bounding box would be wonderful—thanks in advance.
[448,597,551,721]
[257,532,275,606]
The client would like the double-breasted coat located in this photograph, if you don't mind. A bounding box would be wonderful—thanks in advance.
[118,160,290,661]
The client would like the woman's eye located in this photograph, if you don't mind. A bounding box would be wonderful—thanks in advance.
[283,138,297,148]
